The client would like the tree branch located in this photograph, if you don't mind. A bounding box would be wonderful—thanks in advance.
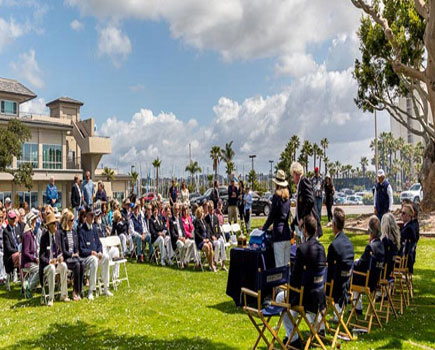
[414,0,430,20]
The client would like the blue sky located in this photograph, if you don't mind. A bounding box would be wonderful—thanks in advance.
[0,0,390,176]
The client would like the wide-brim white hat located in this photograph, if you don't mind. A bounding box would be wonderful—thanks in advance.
[273,169,288,187]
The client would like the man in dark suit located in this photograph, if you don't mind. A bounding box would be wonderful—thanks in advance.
[352,216,385,313]
[327,208,354,318]
[290,162,323,239]
[169,203,193,268]
[39,212,69,306]
[71,175,82,218]
[2,210,20,276]
[277,215,327,348]
[78,207,112,300]
[205,201,227,271]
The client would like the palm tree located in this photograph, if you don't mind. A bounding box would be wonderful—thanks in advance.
[129,170,139,195]
[185,160,202,187]
[221,141,235,181]
[290,135,300,162]
[312,143,323,170]
[152,157,161,193]
[101,167,115,181]
[334,161,341,179]
[360,156,369,178]
[300,140,313,173]
[210,146,222,180]
[207,174,214,188]
[320,137,329,173]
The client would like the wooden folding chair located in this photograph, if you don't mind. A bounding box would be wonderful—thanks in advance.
[377,261,398,323]
[319,265,355,349]
[286,266,328,350]
[241,264,291,350]
[346,254,383,333]
[391,254,411,314]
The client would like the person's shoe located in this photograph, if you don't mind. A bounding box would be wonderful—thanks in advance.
[319,329,325,337]
[88,292,94,301]
[221,265,228,272]
[60,295,70,302]
[355,308,363,316]
[289,337,302,349]
[167,259,173,266]
[103,289,113,297]
[161,260,166,266]
[140,255,144,263]
[73,294,81,301]
[282,337,288,345]
[47,299,54,307]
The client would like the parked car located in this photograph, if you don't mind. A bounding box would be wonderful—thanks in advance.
[141,192,157,203]
[400,183,423,203]
[341,188,355,196]
[334,196,346,205]
[191,186,228,207]
[345,195,363,205]
[250,192,272,216]
[189,192,201,201]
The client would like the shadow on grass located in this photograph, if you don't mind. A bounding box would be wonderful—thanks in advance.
[207,300,244,315]
[376,338,403,349]
[2,320,238,350]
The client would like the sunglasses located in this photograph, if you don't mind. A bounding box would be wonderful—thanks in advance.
[401,211,408,215]
[69,219,75,222]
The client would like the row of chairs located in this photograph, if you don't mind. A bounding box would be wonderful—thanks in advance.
[242,248,416,350]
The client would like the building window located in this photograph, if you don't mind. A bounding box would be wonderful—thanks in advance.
[17,192,38,209]
[43,144,62,169]
[42,191,62,209]
[0,192,12,205]
[1,100,17,115]
[17,143,39,168]
[113,192,125,202]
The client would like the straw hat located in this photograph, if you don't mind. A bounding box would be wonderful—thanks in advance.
[273,169,288,187]
[45,212,58,226]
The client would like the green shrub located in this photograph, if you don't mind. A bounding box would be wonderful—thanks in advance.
[363,193,373,205]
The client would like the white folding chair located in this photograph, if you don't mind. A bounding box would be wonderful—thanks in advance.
[100,236,130,291]
[231,223,242,236]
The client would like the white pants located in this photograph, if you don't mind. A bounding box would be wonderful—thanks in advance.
[153,236,167,263]
[105,246,120,279]
[183,239,195,264]
[174,240,185,262]
[44,262,68,301]
[84,254,110,293]
[277,291,324,341]
[127,234,135,254]
[273,240,291,267]
[165,236,174,259]
[119,234,128,255]
[0,252,6,280]
[26,263,40,290]
[213,237,227,264]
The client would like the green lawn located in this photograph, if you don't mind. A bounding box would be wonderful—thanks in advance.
[1,218,434,350]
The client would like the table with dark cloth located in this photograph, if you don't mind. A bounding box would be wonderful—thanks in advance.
[226,247,275,306]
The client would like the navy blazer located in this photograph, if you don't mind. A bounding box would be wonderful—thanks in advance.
[60,228,80,261]
[382,237,398,279]
[149,215,166,243]
[205,214,222,239]
[290,236,327,313]
[193,218,211,249]
[2,225,20,274]
[169,215,186,250]
[327,231,354,305]
[39,229,63,285]
[78,223,103,257]
[353,238,385,291]
[262,194,291,242]
[291,176,323,237]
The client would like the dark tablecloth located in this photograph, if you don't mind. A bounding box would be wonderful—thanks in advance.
[226,247,275,306]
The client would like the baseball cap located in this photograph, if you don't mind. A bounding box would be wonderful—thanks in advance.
[377,169,385,177]
[5,197,11,203]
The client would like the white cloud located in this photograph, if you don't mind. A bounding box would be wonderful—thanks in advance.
[0,17,26,53]
[97,24,132,67]
[10,49,44,88]
[275,53,318,78]
[70,19,84,31]
[100,65,388,175]
[20,97,48,115]
[129,83,145,92]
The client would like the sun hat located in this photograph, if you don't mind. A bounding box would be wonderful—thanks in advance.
[45,212,58,226]
[25,212,38,224]
[273,169,288,187]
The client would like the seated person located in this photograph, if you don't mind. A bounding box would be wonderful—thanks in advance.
[193,206,216,272]
[150,204,168,266]
[59,210,85,301]
[163,205,175,264]
[214,200,225,228]
[276,215,327,348]
[380,213,400,279]
[78,207,113,300]
[143,204,154,259]
[327,208,354,318]
[352,216,385,314]
[21,212,40,296]
[128,201,150,263]
[205,201,227,271]
[169,203,194,269]
[181,205,196,266]
[39,213,69,306]
[2,210,21,279]
[111,210,129,257]
[399,204,417,273]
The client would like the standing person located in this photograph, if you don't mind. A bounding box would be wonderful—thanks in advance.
[71,176,82,219]
[324,175,335,222]
[180,182,190,206]
[374,169,393,221]
[39,212,69,306]
[82,171,95,207]
[168,180,178,207]
[45,177,58,206]
[78,207,113,300]
[243,186,253,234]
[291,162,322,239]
[210,180,220,209]
[95,181,108,202]
[238,180,245,223]
[262,170,291,267]
[311,167,324,220]
[227,178,240,225]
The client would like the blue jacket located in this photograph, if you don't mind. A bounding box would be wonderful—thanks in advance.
[82,179,94,206]
[45,184,58,204]
[78,223,103,257]
[262,194,291,242]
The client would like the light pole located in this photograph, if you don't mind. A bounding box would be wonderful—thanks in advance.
[131,165,135,194]
[269,160,274,192]
[374,110,379,175]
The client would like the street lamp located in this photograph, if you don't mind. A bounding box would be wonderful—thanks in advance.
[269,160,274,192]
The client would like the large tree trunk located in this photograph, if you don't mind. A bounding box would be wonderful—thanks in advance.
[420,140,435,211]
